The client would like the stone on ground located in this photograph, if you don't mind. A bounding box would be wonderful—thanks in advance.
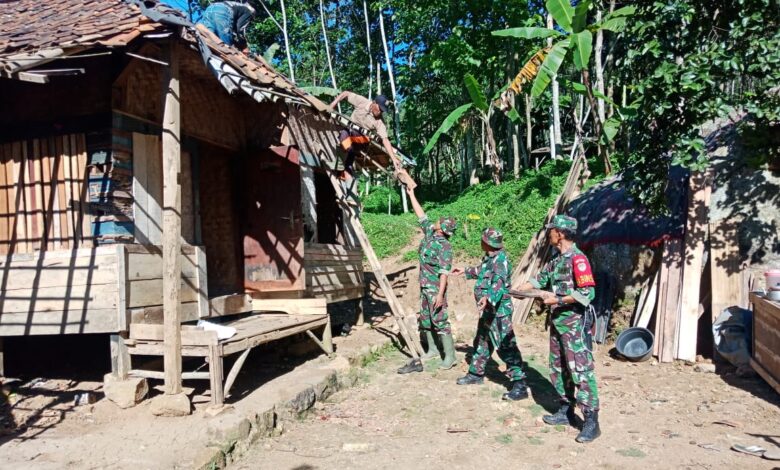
[102,374,148,409]
[150,392,191,417]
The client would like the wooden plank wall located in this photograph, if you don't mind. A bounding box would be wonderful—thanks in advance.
[124,244,208,317]
[0,135,93,255]
[0,246,120,335]
[304,243,364,302]
[750,294,780,395]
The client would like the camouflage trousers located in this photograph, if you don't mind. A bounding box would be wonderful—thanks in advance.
[549,310,600,411]
[418,288,451,334]
[468,300,525,381]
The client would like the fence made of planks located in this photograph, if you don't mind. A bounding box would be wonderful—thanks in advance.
[0,135,92,255]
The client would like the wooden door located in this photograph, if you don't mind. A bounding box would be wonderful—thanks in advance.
[241,146,304,293]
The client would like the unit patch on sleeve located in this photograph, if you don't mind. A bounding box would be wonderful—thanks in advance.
[572,254,595,287]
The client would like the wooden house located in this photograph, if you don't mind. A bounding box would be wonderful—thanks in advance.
[0,0,406,404]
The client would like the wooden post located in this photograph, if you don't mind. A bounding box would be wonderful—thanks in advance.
[162,39,183,395]
[110,333,131,380]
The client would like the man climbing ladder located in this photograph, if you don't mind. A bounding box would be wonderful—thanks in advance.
[329,91,401,179]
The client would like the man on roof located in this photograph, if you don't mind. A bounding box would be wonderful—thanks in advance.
[198,1,256,49]
[328,91,401,180]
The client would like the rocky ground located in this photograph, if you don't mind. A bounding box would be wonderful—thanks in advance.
[233,319,780,470]
[232,241,780,470]
[1,239,779,469]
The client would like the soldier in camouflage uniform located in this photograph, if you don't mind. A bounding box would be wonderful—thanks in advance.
[517,215,601,443]
[451,228,529,401]
[397,181,457,374]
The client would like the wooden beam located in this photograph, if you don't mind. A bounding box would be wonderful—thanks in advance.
[251,297,326,315]
[223,348,252,399]
[327,171,422,357]
[162,39,183,395]
[676,170,712,361]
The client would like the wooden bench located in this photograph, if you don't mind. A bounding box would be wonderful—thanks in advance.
[114,303,332,406]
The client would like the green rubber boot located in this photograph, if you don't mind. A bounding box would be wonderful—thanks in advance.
[439,333,457,370]
[421,330,441,361]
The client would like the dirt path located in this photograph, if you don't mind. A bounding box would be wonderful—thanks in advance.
[233,318,780,470]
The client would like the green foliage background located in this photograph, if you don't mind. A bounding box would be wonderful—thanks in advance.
[363,159,604,260]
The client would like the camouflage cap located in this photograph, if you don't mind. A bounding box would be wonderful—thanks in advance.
[481,227,504,249]
[546,214,578,232]
[438,217,457,237]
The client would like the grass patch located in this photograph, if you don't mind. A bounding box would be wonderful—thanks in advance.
[527,436,544,445]
[495,434,513,444]
[554,424,566,432]
[362,212,417,259]
[360,342,401,368]
[402,249,418,263]
[616,448,647,458]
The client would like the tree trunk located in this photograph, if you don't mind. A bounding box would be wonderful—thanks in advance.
[378,8,406,212]
[594,9,606,124]
[547,14,562,151]
[484,115,501,184]
[582,69,611,174]
[525,94,532,169]
[280,0,295,83]
[362,0,373,99]
[467,125,479,185]
[320,0,338,108]
[376,62,381,95]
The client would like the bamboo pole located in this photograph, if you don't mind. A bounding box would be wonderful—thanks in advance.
[162,39,183,395]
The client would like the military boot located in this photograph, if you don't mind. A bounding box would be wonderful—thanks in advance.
[421,330,441,361]
[501,380,529,401]
[455,373,483,385]
[397,358,424,374]
[439,333,456,370]
[575,409,601,443]
[542,404,579,427]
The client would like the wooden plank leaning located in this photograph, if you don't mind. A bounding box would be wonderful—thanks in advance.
[676,170,713,361]
[326,171,423,358]
[511,155,588,326]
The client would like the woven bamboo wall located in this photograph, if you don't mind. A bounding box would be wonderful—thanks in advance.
[0,135,93,254]
[113,46,248,151]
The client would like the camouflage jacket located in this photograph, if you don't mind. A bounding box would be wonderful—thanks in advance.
[465,249,512,309]
[418,217,453,290]
[530,243,596,308]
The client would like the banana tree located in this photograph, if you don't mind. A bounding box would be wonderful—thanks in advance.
[423,74,503,184]
[493,0,635,174]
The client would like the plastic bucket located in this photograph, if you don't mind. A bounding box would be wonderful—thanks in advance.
[765,270,780,291]
[615,327,654,362]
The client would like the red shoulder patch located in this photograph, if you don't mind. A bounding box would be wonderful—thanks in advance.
[572,254,595,287]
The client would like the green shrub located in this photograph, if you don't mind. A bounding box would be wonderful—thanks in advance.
[362,184,403,215]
